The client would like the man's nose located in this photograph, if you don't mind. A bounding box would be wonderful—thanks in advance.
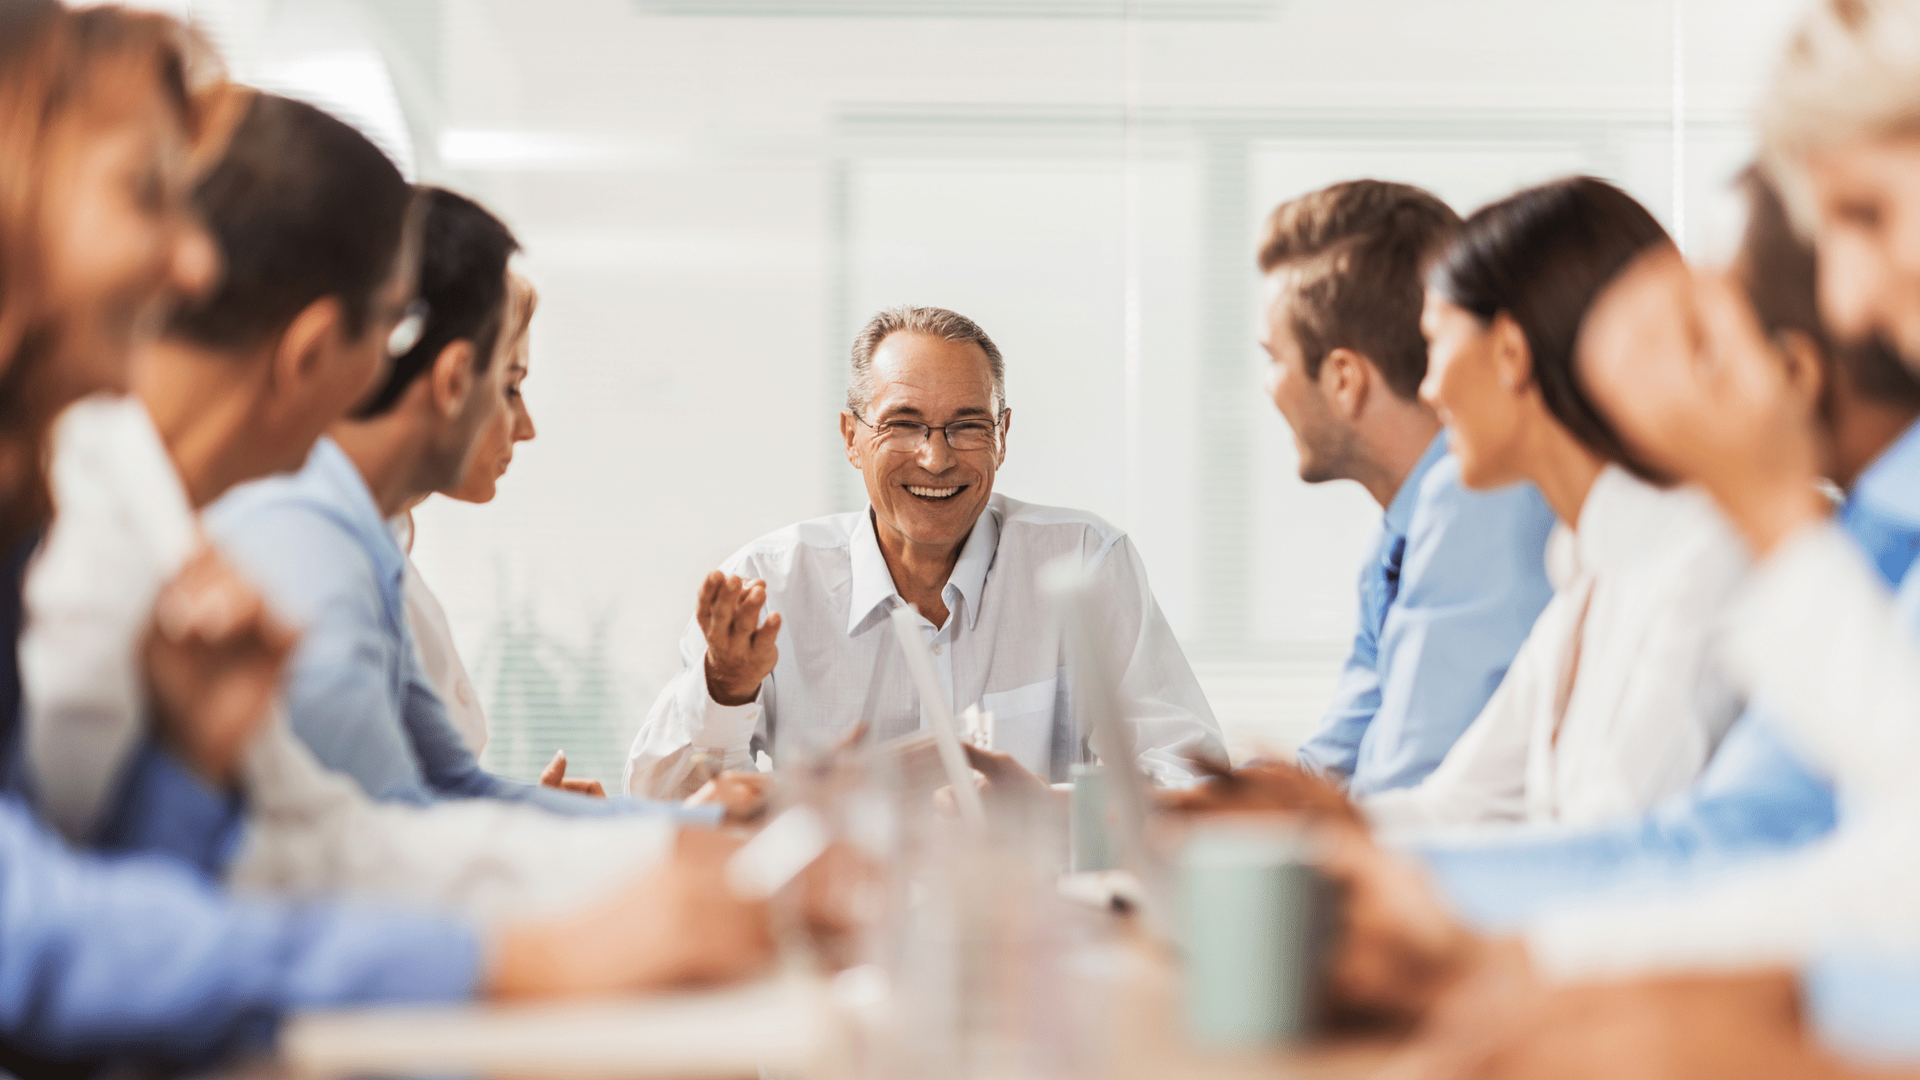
[916,430,956,472]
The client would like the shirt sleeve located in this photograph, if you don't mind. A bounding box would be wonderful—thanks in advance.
[1801,950,1920,1066]
[1084,535,1227,786]
[213,502,438,806]
[1411,710,1837,931]
[1360,616,1550,832]
[1344,476,1555,796]
[1522,801,1920,981]
[624,552,769,800]
[1292,548,1384,782]
[232,711,682,923]
[0,795,480,1067]
[91,738,245,876]
[1718,522,1920,808]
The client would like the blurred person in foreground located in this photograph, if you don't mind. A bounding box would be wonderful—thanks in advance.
[626,304,1226,798]
[1259,180,1555,798]
[27,90,763,920]
[0,5,776,1074]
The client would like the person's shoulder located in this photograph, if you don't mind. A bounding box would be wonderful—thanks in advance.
[206,476,380,600]
[993,494,1129,556]
[1410,451,1554,533]
[203,471,330,535]
[995,493,1121,535]
[1650,483,1747,562]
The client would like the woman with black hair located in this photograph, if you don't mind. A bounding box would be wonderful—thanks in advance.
[1359,176,1750,831]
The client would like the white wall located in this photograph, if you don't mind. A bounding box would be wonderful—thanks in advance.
[188,0,1809,778]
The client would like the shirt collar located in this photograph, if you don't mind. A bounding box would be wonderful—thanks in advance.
[845,501,1002,636]
[303,436,406,593]
[1563,464,1666,580]
[1850,417,1920,527]
[1383,432,1450,539]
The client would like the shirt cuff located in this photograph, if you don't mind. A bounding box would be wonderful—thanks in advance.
[693,681,764,751]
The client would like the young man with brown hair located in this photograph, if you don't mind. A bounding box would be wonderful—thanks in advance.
[1259,180,1556,794]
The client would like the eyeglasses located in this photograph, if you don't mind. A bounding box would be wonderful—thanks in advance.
[386,300,431,359]
[853,411,1003,452]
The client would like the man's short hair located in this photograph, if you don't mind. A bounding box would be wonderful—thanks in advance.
[355,187,520,418]
[1256,180,1462,401]
[168,92,411,351]
[848,305,1007,416]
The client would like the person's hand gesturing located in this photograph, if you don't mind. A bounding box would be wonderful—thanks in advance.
[699,571,782,707]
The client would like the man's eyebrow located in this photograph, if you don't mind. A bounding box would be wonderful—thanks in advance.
[876,404,994,421]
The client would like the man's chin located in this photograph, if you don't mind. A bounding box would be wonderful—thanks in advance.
[880,495,985,548]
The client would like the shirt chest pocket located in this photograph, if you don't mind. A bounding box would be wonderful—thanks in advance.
[980,668,1065,774]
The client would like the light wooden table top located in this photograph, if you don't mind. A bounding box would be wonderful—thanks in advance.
[283,924,1396,1080]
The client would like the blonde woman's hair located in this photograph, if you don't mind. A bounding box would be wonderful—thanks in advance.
[1761,0,1920,230]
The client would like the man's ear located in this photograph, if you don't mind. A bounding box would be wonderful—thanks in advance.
[272,297,347,394]
[1773,329,1829,411]
[995,407,1011,467]
[428,339,478,419]
[1319,347,1372,421]
[840,410,863,468]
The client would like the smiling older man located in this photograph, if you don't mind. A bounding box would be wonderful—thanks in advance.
[625,306,1225,798]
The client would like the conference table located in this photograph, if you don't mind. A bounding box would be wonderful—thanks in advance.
[281,916,1397,1080]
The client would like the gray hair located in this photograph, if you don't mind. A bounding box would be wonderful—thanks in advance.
[846,305,1008,417]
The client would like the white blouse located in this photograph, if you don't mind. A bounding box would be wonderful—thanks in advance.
[1527,522,1920,980]
[1363,465,1749,833]
[391,514,489,757]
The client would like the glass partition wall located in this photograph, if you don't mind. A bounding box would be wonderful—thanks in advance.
[173,0,1801,783]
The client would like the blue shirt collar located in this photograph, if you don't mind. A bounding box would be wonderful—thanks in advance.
[846,502,1001,636]
[1850,417,1920,527]
[302,436,406,596]
[1383,432,1450,539]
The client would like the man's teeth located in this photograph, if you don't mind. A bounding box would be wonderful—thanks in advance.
[907,486,961,499]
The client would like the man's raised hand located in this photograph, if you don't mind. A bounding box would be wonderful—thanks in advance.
[698,571,782,707]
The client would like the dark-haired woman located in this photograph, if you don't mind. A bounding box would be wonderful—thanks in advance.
[1360,177,1748,831]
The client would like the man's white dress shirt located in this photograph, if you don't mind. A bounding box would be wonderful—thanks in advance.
[24,396,673,920]
[1363,466,1749,832]
[625,494,1225,798]
[1524,521,1920,979]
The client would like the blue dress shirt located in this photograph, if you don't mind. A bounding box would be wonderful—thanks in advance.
[204,439,715,822]
[1296,435,1557,795]
[0,530,480,1072]
[1416,419,1920,931]
[0,794,480,1069]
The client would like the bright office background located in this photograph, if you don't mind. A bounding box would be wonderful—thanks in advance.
[146,0,1802,787]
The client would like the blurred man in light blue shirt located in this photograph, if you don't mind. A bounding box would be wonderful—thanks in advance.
[1256,180,1556,795]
